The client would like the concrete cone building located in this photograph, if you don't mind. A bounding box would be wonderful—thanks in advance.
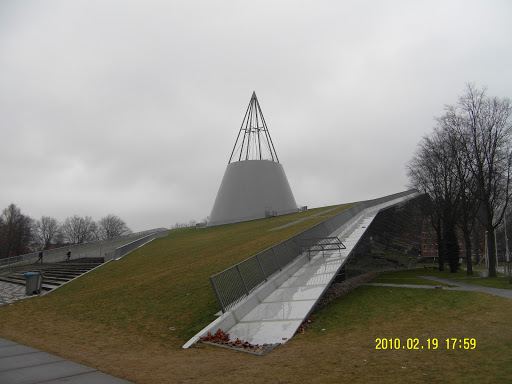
[207,92,298,227]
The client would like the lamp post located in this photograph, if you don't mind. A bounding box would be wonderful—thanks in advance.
[504,214,512,282]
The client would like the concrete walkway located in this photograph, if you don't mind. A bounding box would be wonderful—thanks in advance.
[364,277,512,300]
[0,281,31,306]
[419,276,512,299]
[0,338,132,384]
[226,207,385,345]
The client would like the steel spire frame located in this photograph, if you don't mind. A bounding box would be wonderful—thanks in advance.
[228,92,280,164]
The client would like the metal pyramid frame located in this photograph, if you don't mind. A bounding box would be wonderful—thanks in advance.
[228,92,279,163]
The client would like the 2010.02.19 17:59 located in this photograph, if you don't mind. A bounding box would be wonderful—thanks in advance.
[375,338,476,350]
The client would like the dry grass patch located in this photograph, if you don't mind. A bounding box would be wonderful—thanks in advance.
[1,279,511,383]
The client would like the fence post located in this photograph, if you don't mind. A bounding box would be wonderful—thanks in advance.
[256,255,267,281]
[236,265,250,295]
[210,276,226,313]
[272,248,282,271]
[284,242,293,264]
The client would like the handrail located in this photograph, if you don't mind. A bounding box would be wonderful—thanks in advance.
[0,227,169,267]
[105,230,169,262]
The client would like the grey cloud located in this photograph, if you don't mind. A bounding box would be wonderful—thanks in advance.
[1,0,511,231]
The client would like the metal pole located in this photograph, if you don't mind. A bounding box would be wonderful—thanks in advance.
[229,96,251,164]
[485,231,489,268]
[494,229,499,269]
[284,242,292,264]
[255,99,262,160]
[245,98,254,160]
[505,214,511,279]
[236,265,250,295]
[210,276,226,313]
[272,248,282,271]
[256,255,267,281]
[505,214,510,261]
[257,100,279,163]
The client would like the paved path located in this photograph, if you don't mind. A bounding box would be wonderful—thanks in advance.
[227,249,350,345]
[226,200,398,345]
[364,277,512,300]
[0,281,31,306]
[419,276,512,299]
[0,338,132,384]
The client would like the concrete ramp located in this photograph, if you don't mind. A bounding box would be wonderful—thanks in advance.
[183,193,419,349]
[226,213,376,345]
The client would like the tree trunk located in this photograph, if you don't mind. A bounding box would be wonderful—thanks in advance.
[463,230,473,275]
[485,206,497,277]
[436,226,445,271]
[487,227,497,277]
[445,222,460,273]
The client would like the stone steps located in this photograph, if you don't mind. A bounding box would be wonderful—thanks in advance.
[0,259,103,293]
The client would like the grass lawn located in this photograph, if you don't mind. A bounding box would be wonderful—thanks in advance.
[1,203,511,383]
[301,286,512,384]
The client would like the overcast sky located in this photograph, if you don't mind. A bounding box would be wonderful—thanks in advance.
[1,0,511,232]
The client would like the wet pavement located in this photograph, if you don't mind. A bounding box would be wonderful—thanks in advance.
[226,210,383,345]
[364,276,512,300]
[0,338,132,384]
[0,281,31,306]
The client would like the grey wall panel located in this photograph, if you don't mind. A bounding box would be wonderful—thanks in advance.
[208,160,298,226]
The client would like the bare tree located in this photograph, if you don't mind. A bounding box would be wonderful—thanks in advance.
[62,215,97,244]
[438,114,481,275]
[409,84,512,276]
[408,127,461,272]
[445,84,512,277]
[33,216,61,250]
[97,214,131,240]
[0,204,34,257]
[172,219,202,229]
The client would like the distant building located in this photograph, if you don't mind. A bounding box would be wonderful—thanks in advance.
[420,217,474,262]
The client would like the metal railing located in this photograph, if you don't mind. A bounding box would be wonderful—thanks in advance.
[209,190,418,312]
[104,230,168,262]
[0,227,168,267]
